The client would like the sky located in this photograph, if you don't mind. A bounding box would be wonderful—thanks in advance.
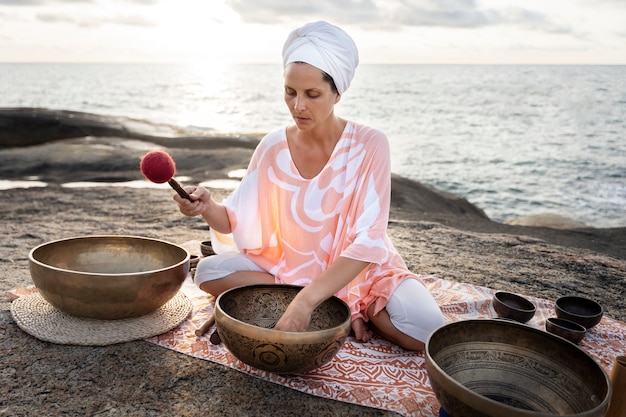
[0,0,624,64]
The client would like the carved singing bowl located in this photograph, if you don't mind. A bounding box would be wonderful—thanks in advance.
[29,235,190,319]
[215,284,351,374]
[426,319,611,417]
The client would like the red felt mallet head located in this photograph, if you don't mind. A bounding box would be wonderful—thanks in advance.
[140,150,192,201]
[140,150,176,184]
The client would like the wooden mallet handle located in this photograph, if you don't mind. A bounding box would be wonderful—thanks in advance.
[168,178,192,201]
[195,315,216,337]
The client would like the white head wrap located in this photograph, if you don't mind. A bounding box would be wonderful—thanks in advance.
[282,21,359,95]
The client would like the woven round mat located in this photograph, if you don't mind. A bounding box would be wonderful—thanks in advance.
[10,292,192,346]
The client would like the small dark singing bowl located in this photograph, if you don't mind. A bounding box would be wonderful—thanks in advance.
[189,254,200,269]
[29,235,190,319]
[215,284,351,374]
[492,291,536,323]
[425,319,611,417]
[555,296,603,329]
[200,240,215,257]
[545,317,586,344]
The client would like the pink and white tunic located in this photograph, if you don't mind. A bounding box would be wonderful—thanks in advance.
[219,121,415,321]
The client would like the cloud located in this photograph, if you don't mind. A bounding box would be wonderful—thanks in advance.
[1,0,159,28]
[0,0,157,5]
[224,0,380,24]
[225,0,574,35]
[36,11,156,27]
[0,0,91,4]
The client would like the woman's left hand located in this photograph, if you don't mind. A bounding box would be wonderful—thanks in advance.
[274,257,370,332]
[274,300,313,332]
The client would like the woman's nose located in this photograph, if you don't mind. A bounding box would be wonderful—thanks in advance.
[293,97,304,111]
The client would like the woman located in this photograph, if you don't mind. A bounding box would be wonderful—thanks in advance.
[175,21,445,351]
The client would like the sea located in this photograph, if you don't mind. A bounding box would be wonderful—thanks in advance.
[1,63,625,228]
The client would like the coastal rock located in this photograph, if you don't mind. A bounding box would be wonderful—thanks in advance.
[506,213,589,229]
[0,107,489,222]
[0,107,134,146]
[391,173,488,220]
[0,107,261,148]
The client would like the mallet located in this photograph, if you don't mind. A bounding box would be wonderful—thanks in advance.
[140,150,192,201]
[195,314,216,337]
[195,295,218,337]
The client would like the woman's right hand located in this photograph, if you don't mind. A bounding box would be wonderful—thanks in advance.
[174,185,232,234]
[174,186,211,217]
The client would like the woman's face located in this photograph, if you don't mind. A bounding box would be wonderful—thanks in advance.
[283,62,340,131]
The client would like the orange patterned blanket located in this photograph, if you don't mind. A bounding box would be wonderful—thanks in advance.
[148,275,625,417]
[8,273,626,417]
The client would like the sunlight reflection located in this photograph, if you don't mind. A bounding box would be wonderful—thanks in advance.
[199,179,240,190]
[61,180,167,189]
[228,169,246,179]
[1,176,241,191]
[0,180,47,190]
[58,175,239,191]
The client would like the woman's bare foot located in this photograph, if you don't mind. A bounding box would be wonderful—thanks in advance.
[351,318,374,342]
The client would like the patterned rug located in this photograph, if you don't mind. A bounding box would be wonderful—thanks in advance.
[8,266,626,416]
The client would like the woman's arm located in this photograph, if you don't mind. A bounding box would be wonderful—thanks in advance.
[274,256,370,332]
[174,186,232,234]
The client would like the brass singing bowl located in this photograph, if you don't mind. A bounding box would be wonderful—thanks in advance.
[29,235,190,319]
[215,284,352,374]
[426,319,611,417]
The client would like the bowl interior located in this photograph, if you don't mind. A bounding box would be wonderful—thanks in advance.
[31,235,187,274]
[426,319,610,416]
[219,284,349,332]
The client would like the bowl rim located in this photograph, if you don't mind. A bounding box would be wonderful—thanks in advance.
[215,283,352,343]
[28,234,190,276]
[493,291,537,313]
[425,318,612,417]
[546,317,586,333]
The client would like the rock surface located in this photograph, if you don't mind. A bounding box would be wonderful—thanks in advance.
[505,213,589,229]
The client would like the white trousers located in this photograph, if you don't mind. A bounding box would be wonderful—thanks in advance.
[195,253,445,343]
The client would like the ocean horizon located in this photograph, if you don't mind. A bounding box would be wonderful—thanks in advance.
[1,63,625,228]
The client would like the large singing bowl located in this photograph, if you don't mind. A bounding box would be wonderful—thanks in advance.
[426,319,611,417]
[215,284,352,374]
[29,235,190,319]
